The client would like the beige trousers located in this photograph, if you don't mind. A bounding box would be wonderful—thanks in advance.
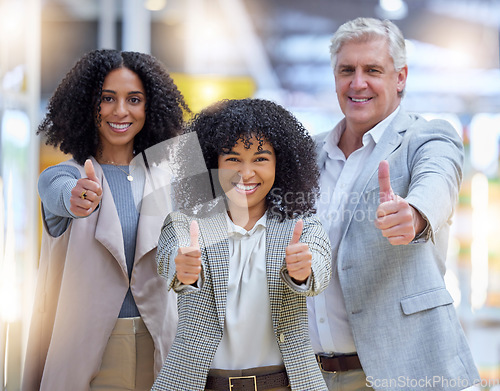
[320,367,372,391]
[90,317,154,391]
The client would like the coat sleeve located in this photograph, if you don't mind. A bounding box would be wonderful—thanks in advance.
[281,216,332,297]
[404,117,464,243]
[38,164,81,236]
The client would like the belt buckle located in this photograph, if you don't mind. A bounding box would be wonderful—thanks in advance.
[316,355,336,374]
[316,355,326,371]
[228,375,257,391]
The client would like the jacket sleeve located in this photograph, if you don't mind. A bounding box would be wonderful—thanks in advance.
[404,117,464,243]
[281,216,332,296]
[156,211,206,293]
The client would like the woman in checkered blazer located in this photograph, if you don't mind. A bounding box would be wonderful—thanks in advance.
[154,98,331,391]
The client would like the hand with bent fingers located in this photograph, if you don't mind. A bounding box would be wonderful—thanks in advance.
[285,219,312,284]
[375,160,426,245]
[175,221,202,285]
[70,159,103,217]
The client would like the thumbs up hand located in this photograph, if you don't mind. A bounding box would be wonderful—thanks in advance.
[375,160,426,245]
[70,159,103,216]
[378,160,395,203]
[285,219,312,283]
[175,220,202,285]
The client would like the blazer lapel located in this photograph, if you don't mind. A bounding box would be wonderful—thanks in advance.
[338,111,410,237]
[92,158,128,278]
[265,215,288,332]
[198,211,230,328]
[314,131,330,172]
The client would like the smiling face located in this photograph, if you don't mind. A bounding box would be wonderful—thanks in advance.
[217,135,276,221]
[96,67,146,162]
[334,37,407,136]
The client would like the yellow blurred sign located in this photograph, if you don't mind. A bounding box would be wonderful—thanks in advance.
[171,73,256,114]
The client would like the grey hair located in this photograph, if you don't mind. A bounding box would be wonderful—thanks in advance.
[330,17,407,72]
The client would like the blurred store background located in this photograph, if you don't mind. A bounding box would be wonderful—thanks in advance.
[1,0,500,389]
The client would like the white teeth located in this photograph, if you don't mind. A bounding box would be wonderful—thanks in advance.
[235,183,257,191]
[351,98,370,102]
[109,123,131,130]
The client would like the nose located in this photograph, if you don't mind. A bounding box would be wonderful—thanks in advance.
[238,163,255,180]
[113,99,128,116]
[350,69,367,90]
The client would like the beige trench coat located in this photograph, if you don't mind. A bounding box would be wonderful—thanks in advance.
[22,157,178,391]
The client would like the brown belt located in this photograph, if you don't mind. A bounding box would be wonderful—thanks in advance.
[316,353,362,372]
[205,370,289,390]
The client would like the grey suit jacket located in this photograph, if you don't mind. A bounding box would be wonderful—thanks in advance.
[315,109,480,390]
[153,207,331,391]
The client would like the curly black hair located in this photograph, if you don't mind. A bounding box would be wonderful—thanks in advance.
[186,98,319,220]
[38,49,190,165]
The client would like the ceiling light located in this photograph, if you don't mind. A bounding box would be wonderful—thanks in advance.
[144,0,166,11]
[376,0,408,20]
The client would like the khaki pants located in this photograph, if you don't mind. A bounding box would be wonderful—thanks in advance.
[320,368,372,391]
[90,317,154,391]
[206,365,291,391]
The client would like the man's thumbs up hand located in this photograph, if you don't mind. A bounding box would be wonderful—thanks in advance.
[378,160,395,203]
[375,160,426,245]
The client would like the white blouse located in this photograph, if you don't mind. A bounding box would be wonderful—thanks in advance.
[211,213,283,369]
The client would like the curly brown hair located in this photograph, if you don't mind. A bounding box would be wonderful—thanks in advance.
[38,49,190,164]
[186,98,319,219]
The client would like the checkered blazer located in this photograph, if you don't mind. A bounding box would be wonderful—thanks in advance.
[153,207,331,391]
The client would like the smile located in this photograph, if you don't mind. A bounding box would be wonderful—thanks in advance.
[350,97,372,103]
[108,122,132,131]
[233,183,260,193]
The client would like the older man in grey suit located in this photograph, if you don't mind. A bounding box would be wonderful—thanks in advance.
[308,17,480,391]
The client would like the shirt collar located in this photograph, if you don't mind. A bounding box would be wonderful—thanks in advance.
[323,119,345,159]
[225,212,267,237]
[324,106,400,155]
[368,105,400,144]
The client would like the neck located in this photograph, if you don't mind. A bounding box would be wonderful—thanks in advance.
[227,204,266,231]
[98,152,134,165]
[338,127,365,159]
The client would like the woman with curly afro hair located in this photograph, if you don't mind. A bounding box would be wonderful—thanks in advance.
[22,49,188,391]
[153,98,332,391]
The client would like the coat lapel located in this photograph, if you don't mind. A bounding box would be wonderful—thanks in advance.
[91,158,128,278]
[134,213,164,265]
[134,162,167,265]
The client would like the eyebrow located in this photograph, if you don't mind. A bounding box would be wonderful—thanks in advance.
[102,89,145,96]
[365,64,384,69]
[223,149,273,156]
[337,63,384,69]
